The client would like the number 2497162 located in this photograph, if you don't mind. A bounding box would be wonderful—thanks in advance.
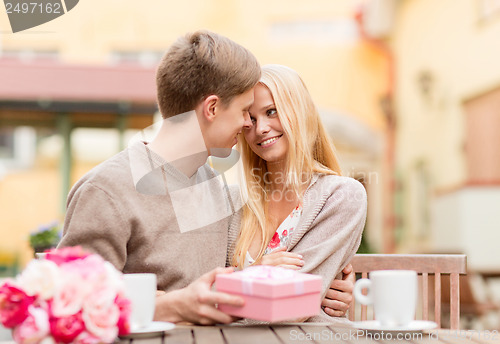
[5,2,62,14]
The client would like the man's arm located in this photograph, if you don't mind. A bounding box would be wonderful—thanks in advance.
[154,267,244,324]
[321,264,355,317]
[62,183,243,325]
[58,182,130,270]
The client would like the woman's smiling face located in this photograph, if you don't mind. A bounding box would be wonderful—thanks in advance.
[243,84,288,163]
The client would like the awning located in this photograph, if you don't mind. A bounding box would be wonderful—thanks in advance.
[0,59,158,128]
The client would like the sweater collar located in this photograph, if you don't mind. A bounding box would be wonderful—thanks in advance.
[287,173,332,250]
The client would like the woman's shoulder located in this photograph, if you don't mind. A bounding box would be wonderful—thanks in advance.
[304,174,367,213]
[302,174,367,224]
[313,174,366,195]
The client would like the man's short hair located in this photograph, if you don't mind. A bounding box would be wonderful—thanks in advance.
[156,30,261,119]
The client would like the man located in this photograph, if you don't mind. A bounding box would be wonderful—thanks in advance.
[59,30,353,325]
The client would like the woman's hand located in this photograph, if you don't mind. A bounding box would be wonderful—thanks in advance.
[258,246,305,270]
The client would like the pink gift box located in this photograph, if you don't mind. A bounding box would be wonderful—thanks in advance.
[215,266,322,322]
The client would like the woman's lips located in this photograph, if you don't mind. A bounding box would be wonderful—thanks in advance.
[258,135,282,147]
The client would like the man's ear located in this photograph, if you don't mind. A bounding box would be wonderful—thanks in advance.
[201,95,219,122]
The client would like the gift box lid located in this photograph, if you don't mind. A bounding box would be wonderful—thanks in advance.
[216,266,322,299]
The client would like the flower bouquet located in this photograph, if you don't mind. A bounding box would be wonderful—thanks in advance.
[0,246,131,344]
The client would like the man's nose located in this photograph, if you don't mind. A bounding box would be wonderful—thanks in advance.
[243,111,253,129]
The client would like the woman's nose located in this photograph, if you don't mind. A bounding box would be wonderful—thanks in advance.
[256,118,270,135]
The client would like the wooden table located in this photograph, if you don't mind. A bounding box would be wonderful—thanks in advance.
[115,323,500,344]
[2,323,498,344]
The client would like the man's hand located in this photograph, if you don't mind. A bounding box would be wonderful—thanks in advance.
[321,263,355,317]
[154,267,244,325]
[258,247,304,270]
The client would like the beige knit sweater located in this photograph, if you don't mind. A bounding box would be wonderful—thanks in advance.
[59,142,233,292]
[227,174,367,322]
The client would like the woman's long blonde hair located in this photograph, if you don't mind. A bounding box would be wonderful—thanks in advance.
[232,64,342,267]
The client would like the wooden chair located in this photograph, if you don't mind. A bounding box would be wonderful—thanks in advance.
[348,254,467,329]
[441,272,500,329]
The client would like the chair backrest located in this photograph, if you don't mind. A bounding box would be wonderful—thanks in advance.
[348,254,467,329]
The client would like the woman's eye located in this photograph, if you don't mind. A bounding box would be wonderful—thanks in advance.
[267,108,277,116]
[250,116,256,123]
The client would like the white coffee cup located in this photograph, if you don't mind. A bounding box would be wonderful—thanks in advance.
[123,273,157,330]
[353,270,417,326]
[35,253,46,260]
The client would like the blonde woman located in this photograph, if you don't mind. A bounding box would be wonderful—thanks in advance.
[229,64,367,322]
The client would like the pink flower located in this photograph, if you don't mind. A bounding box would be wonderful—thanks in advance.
[115,294,131,336]
[2,246,131,344]
[12,306,49,344]
[282,230,288,236]
[45,246,92,266]
[60,255,106,284]
[102,261,126,292]
[50,311,85,343]
[268,232,281,249]
[74,330,101,344]
[82,287,119,342]
[0,282,35,328]
[51,273,89,317]
[17,260,60,300]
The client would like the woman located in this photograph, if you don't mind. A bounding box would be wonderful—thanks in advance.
[229,64,367,321]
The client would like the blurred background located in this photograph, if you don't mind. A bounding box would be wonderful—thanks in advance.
[0,0,499,329]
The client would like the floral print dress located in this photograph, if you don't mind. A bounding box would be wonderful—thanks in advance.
[244,205,303,268]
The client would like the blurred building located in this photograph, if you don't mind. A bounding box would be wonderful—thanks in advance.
[380,0,500,270]
[0,0,389,266]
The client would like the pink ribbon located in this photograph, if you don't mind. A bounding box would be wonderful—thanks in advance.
[239,266,304,296]
[240,265,296,279]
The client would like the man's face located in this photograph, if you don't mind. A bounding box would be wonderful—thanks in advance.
[207,88,254,157]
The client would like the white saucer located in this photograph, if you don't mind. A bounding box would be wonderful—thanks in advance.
[352,320,438,332]
[119,321,176,339]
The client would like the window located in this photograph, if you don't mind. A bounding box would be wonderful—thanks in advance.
[0,50,59,62]
[464,86,500,183]
[0,128,15,159]
[0,127,36,169]
[109,51,164,67]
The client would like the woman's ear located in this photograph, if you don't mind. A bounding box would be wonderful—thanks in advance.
[201,95,219,122]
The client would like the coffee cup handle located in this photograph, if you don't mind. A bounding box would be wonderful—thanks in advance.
[353,278,373,305]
